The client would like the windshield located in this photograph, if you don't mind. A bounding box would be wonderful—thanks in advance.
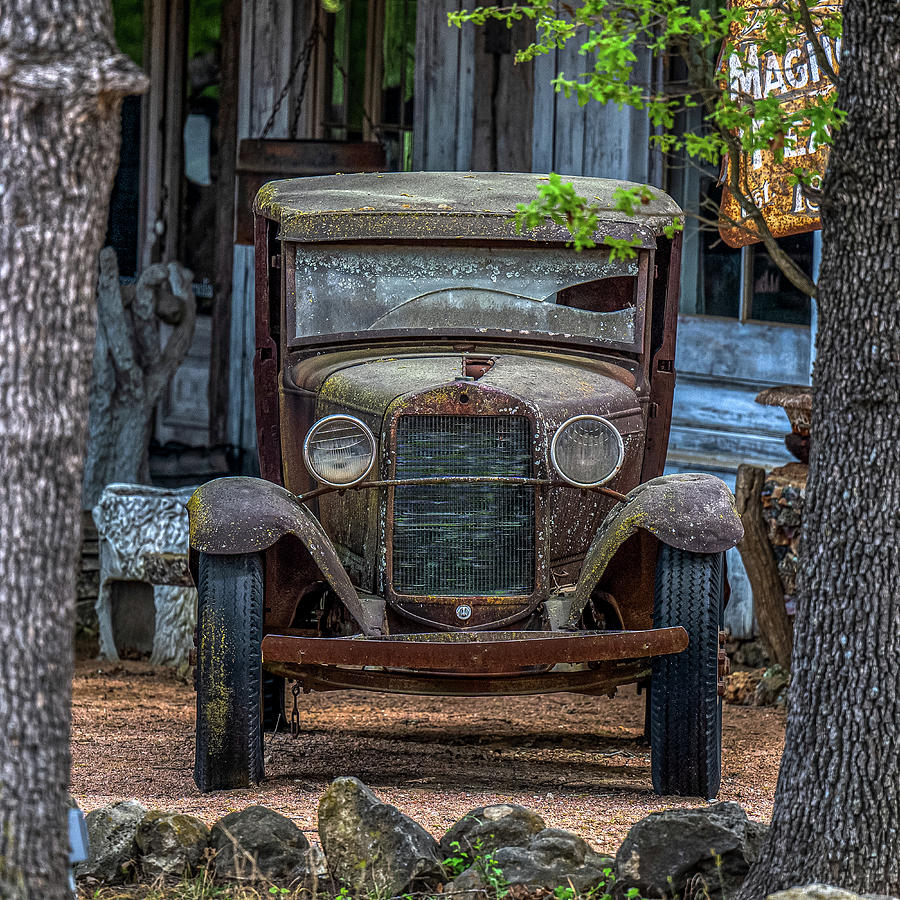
[290,244,645,348]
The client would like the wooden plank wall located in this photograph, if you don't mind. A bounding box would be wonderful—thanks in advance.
[227,1,324,467]
[415,0,655,182]
[414,0,474,170]
[532,38,653,182]
[469,18,534,172]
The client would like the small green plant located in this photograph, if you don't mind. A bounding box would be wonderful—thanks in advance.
[478,848,509,900]
[442,839,473,879]
[441,837,509,899]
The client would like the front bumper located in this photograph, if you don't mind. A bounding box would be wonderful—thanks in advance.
[261,627,687,697]
[262,627,686,672]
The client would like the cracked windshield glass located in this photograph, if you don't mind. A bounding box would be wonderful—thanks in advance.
[293,245,642,345]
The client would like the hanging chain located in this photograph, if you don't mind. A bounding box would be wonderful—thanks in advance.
[290,682,301,737]
[289,5,322,137]
[260,6,322,139]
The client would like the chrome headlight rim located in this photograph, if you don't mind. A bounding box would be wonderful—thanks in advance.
[302,414,377,487]
[550,414,625,488]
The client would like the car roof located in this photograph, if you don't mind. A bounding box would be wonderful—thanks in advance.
[254,171,684,246]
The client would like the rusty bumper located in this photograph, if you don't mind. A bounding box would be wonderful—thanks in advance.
[261,627,687,675]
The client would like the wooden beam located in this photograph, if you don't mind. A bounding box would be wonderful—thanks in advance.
[162,0,187,262]
[209,0,242,445]
[735,463,794,669]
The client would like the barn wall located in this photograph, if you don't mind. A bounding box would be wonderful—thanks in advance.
[227,0,324,467]
[413,0,474,170]
[414,4,656,183]
[531,39,654,183]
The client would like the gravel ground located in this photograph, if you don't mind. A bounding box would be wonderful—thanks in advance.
[70,660,785,855]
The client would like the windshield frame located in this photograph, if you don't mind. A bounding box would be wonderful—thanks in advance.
[284,241,652,356]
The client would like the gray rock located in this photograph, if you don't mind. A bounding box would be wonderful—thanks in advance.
[616,802,768,900]
[448,828,614,898]
[755,665,790,707]
[441,804,547,858]
[76,799,147,884]
[318,777,443,895]
[136,810,210,879]
[308,842,329,878]
[211,805,312,885]
[770,886,899,900]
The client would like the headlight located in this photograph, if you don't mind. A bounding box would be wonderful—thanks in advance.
[550,415,624,487]
[303,415,376,486]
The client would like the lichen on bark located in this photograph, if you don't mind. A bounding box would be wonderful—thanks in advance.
[0,2,146,897]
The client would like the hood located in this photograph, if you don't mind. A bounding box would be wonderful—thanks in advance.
[311,352,642,432]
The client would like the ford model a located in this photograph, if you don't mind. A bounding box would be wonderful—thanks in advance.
[188,172,743,798]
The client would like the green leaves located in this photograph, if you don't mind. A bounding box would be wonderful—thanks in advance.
[512,176,681,258]
[451,0,843,254]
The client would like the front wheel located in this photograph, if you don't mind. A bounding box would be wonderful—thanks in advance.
[650,545,724,798]
[194,552,264,792]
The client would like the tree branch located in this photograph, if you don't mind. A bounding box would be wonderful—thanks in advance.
[793,0,839,85]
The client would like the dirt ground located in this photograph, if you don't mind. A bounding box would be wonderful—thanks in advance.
[70,659,785,855]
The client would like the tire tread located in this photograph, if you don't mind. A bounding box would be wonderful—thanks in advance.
[194,553,264,792]
[650,545,723,797]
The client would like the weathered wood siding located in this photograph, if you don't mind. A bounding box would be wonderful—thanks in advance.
[531,39,654,182]
[226,0,325,466]
[413,0,474,170]
[415,2,655,182]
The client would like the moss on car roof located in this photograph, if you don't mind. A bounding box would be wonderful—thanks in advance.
[254,171,684,246]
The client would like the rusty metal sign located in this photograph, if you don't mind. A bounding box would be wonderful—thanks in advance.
[718,0,841,247]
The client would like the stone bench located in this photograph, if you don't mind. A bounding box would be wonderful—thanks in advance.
[93,483,198,666]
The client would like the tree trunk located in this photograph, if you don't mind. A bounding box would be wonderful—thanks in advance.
[82,248,194,509]
[735,464,793,670]
[0,5,145,898]
[739,0,900,895]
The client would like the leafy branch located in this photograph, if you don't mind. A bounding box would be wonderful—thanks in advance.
[450,0,844,298]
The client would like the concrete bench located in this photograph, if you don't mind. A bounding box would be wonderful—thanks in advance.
[93,483,197,666]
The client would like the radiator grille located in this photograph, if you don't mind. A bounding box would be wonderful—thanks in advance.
[392,415,535,597]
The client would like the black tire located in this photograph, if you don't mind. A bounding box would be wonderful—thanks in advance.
[194,552,264,792]
[262,671,287,733]
[650,544,724,798]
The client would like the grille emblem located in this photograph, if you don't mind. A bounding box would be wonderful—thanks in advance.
[456,605,473,620]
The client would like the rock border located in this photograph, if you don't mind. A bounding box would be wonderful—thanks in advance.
[76,781,773,900]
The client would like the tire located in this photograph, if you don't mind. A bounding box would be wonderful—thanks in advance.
[650,544,724,798]
[194,552,264,792]
[262,671,286,733]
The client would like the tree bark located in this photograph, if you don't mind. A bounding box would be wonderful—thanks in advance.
[0,4,145,898]
[739,0,900,895]
[735,464,793,670]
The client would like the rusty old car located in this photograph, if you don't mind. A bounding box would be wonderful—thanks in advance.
[188,171,743,798]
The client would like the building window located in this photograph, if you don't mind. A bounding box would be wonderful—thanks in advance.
[683,177,814,326]
[322,0,417,170]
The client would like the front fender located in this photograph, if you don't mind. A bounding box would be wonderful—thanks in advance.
[567,473,743,626]
[187,476,377,635]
